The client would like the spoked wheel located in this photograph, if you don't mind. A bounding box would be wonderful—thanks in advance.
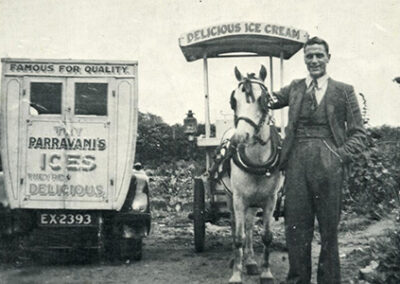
[193,178,205,252]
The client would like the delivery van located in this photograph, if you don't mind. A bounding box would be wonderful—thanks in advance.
[0,58,150,261]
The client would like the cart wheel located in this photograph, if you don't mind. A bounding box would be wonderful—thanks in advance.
[193,178,205,252]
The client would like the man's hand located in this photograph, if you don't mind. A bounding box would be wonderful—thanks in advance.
[266,92,279,108]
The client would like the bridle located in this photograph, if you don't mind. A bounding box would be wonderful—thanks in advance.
[231,78,274,145]
[222,73,282,177]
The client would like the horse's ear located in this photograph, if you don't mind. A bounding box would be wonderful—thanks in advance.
[234,66,243,81]
[259,65,267,81]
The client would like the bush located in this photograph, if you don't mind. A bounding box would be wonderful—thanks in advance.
[135,111,212,168]
[147,160,198,221]
[365,228,400,284]
[371,125,400,187]
[344,127,400,219]
[344,95,400,218]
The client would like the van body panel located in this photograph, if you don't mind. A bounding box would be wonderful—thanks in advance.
[1,59,138,211]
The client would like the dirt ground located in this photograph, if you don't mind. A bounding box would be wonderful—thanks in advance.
[0,213,394,284]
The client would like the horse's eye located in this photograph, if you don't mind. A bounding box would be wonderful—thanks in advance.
[241,86,245,92]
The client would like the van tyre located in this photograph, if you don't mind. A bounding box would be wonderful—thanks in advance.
[120,238,143,261]
[132,238,143,261]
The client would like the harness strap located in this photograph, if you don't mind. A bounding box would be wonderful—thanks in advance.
[238,79,274,105]
[239,79,266,87]
[232,125,281,176]
[228,78,281,177]
[235,110,270,145]
[235,116,258,129]
[233,79,272,142]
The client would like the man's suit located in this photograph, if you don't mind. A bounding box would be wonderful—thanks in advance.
[272,78,366,170]
[270,78,366,284]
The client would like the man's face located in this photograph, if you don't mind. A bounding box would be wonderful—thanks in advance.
[304,44,330,79]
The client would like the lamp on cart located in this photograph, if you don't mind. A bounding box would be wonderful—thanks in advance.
[183,110,198,141]
[183,110,198,160]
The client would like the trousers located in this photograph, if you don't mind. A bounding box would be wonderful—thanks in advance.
[284,138,344,284]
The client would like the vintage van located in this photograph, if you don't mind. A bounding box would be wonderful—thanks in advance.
[0,58,150,261]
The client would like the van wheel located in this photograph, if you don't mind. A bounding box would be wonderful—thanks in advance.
[132,239,143,261]
[120,238,143,261]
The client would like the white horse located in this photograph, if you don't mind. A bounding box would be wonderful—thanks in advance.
[222,65,282,284]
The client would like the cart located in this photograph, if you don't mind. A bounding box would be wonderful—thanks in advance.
[0,58,150,262]
[178,22,309,252]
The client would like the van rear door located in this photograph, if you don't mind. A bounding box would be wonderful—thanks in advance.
[20,77,115,209]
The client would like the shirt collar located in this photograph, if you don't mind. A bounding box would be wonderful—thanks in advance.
[306,73,330,88]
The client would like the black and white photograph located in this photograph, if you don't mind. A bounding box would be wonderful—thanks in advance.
[0,1,399,283]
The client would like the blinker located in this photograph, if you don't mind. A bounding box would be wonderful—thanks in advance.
[230,90,236,110]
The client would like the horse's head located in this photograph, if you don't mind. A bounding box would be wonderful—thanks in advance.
[230,65,271,144]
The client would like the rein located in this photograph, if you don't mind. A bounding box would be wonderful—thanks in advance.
[235,114,269,145]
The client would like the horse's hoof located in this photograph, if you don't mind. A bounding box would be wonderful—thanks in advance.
[228,277,242,284]
[246,263,260,275]
[259,277,275,284]
[229,273,242,284]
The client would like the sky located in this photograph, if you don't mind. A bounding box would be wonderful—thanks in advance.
[1,0,400,127]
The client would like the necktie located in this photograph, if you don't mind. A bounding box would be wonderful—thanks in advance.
[307,79,318,111]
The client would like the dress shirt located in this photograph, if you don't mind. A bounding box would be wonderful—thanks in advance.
[305,73,329,105]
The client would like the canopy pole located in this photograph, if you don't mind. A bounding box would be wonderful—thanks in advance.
[269,56,274,117]
[203,55,210,138]
[203,55,211,169]
[280,51,285,137]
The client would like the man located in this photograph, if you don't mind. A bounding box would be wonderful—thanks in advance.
[269,36,366,284]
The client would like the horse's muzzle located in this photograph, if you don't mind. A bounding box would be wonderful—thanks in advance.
[231,132,250,145]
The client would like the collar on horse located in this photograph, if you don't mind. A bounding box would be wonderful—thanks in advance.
[231,78,281,176]
[231,125,281,176]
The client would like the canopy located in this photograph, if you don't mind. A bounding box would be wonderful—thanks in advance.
[179,22,309,62]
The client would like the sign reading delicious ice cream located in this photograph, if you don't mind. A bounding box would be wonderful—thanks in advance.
[179,22,309,46]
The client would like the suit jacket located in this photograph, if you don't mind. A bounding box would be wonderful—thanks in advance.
[270,78,367,169]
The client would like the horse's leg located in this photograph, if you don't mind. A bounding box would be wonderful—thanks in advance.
[228,195,235,269]
[229,197,245,284]
[260,197,276,284]
[244,207,259,275]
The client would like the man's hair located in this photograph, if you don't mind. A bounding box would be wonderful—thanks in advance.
[304,36,329,54]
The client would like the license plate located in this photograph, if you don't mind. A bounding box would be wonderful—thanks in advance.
[38,212,98,226]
